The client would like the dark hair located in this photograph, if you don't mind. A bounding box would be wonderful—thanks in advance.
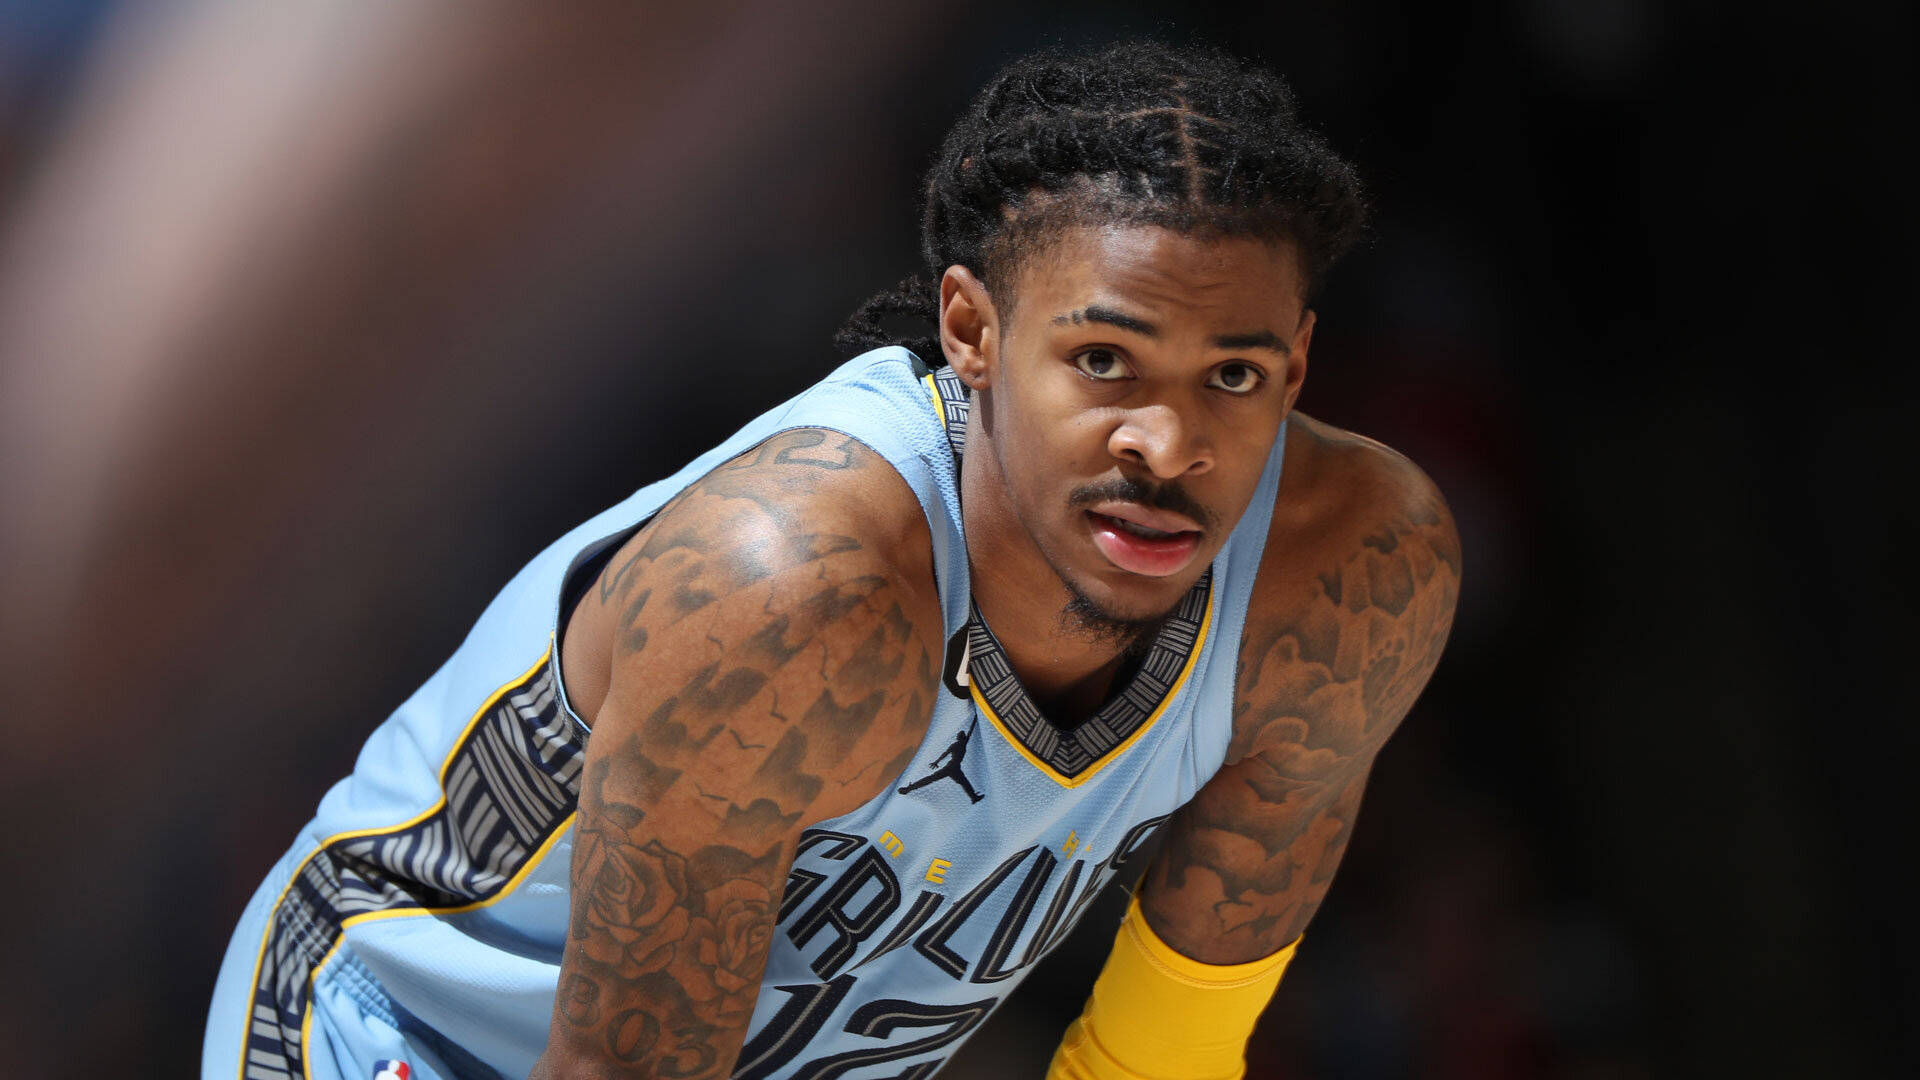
[835,38,1369,362]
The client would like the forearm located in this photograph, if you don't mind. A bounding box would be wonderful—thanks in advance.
[534,811,786,1077]
[1140,762,1369,964]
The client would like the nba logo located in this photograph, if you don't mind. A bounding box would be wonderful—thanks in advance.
[371,1062,410,1080]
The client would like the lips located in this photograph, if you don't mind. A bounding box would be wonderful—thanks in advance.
[1086,508,1202,577]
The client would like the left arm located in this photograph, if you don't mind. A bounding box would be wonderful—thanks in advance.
[1143,478,1461,961]
[1051,473,1460,1080]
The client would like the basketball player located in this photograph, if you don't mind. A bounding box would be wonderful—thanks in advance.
[205,40,1459,1080]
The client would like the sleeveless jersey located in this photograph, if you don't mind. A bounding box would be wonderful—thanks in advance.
[204,346,1287,1080]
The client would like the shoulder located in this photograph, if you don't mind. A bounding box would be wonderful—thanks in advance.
[563,427,938,731]
[668,426,934,562]
[1226,413,1462,765]
[1268,412,1457,556]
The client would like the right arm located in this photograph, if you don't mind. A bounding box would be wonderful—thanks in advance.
[533,429,942,1078]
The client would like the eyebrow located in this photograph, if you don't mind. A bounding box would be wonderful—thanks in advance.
[1210,329,1291,356]
[1054,304,1159,337]
[1051,305,1290,356]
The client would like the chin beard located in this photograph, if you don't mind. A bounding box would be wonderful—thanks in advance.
[1059,575,1174,659]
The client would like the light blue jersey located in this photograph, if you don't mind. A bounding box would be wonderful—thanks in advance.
[205,347,1286,1080]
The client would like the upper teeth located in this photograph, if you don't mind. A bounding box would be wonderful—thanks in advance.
[1112,516,1172,539]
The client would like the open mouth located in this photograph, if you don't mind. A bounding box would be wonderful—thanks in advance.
[1086,510,1202,577]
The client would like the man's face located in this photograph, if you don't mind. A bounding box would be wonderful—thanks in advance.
[956,223,1313,630]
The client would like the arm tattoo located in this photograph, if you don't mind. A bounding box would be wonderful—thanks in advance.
[1143,483,1461,963]
[540,430,940,1078]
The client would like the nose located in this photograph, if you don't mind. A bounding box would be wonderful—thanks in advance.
[1107,401,1214,479]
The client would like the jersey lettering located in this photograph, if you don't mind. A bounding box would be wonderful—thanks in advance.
[1108,814,1169,870]
[971,848,1058,983]
[779,829,866,923]
[1017,856,1086,967]
[733,975,856,1080]
[912,845,1034,978]
[780,867,829,924]
[795,828,867,859]
[788,995,998,1080]
[778,814,1170,989]
[788,846,903,979]
[854,891,944,971]
[1022,812,1169,965]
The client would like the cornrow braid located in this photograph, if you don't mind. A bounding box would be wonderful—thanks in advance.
[837,38,1368,362]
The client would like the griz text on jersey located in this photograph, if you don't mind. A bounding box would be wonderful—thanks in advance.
[732,815,1168,1078]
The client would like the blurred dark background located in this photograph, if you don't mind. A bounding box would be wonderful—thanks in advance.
[0,1,1911,1077]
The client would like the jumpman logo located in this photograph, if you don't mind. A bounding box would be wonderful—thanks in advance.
[897,720,985,803]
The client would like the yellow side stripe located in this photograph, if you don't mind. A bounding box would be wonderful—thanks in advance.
[922,372,946,427]
[300,1006,314,1080]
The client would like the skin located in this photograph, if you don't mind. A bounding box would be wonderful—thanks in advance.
[941,224,1314,720]
[534,222,1460,1074]
[535,431,943,1078]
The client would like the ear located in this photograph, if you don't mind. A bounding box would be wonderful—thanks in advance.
[1278,308,1315,417]
[939,265,998,390]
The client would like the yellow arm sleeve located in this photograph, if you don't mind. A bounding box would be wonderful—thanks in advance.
[1047,895,1298,1080]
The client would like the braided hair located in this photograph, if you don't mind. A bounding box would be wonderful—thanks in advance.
[836,39,1369,362]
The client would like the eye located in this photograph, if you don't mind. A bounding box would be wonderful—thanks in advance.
[1073,348,1132,381]
[1206,362,1264,395]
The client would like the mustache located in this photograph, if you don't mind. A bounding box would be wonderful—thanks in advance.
[1067,476,1217,534]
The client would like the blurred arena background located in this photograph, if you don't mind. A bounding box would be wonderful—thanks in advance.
[0,1,1911,1076]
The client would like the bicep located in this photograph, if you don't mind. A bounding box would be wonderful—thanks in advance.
[539,431,941,1077]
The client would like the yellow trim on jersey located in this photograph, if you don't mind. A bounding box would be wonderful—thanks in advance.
[921,372,946,427]
[301,1007,315,1080]
[236,648,556,1080]
[971,583,1215,788]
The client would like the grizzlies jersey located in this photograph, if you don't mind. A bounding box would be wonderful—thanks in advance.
[204,347,1286,1080]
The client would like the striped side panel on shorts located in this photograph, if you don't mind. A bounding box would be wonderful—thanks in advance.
[237,655,585,1080]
